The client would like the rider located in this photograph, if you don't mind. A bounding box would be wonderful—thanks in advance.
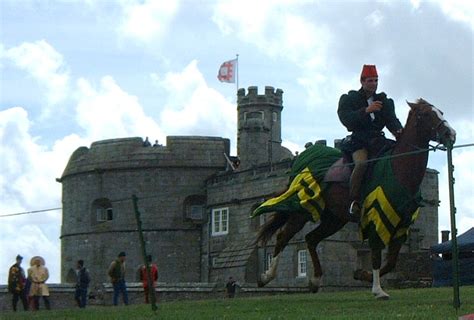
[337,64,403,222]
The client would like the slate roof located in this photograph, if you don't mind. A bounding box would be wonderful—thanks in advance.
[213,240,256,269]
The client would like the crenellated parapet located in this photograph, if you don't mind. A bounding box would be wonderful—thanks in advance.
[237,86,283,107]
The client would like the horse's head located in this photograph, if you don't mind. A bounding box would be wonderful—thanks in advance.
[406,99,456,147]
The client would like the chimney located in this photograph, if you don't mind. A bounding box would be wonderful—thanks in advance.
[441,230,450,242]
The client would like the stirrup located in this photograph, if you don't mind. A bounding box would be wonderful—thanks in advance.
[349,201,361,223]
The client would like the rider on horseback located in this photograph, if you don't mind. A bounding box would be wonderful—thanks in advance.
[337,65,403,222]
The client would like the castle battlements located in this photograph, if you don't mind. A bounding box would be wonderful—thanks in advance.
[237,86,283,107]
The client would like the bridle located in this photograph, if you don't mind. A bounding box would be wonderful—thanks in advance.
[414,104,452,144]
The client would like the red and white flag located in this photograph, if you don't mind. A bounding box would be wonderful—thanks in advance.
[217,59,237,83]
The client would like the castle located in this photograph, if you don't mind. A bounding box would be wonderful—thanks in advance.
[58,86,439,289]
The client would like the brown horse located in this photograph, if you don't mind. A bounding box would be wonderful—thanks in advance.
[253,99,456,299]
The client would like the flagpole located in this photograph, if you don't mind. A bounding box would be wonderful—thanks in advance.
[236,54,239,92]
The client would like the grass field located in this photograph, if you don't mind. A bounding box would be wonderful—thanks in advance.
[2,286,473,320]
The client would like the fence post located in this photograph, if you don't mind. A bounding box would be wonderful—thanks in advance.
[446,144,460,309]
[132,194,158,312]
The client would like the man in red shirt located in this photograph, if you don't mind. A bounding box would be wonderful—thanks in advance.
[140,255,158,304]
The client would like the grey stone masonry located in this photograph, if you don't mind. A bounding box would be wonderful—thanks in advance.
[59,136,229,288]
[237,86,292,170]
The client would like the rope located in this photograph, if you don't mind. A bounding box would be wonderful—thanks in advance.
[1,142,473,218]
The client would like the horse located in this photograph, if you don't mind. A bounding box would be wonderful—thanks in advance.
[252,99,456,299]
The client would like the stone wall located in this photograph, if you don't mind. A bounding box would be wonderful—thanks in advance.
[59,136,229,286]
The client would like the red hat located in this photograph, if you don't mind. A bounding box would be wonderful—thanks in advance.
[361,65,378,79]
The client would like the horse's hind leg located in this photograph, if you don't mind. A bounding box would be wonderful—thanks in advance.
[258,212,308,287]
[381,241,403,277]
[305,212,346,293]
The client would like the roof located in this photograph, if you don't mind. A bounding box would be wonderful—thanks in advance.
[431,227,474,254]
[213,240,256,269]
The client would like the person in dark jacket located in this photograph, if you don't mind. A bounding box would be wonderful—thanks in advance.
[337,65,403,221]
[8,255,28,311]
[74,260,90,308]
[108,251,128,306]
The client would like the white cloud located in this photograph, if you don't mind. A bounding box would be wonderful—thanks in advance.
[434,0,474,28]
[0,107,76,284]
[213,1,330,67]
[365,10,384,27]
[75,75,164,142]
[154,60,236,143]
[118,0,180,43]
[1,40,70,109]
[212,1,333,109]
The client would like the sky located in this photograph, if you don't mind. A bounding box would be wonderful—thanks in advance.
[0,0,472,284]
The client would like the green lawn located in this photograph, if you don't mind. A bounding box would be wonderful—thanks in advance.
[2,286,473,320]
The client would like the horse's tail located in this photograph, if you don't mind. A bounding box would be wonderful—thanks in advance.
[256,212,290,246]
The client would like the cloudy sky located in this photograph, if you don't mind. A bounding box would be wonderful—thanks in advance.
[0,0,472,284]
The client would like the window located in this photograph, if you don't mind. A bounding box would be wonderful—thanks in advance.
[244,111,264,121]
[212,208,229,236]
[265,252,273,272]
[97,207,113,221]
[190,205,204,220]
[184,195,206,221]
[92,198,113,223]
[298,250,307,277]
[272,112,277,122]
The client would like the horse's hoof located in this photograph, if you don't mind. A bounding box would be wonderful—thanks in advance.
[372,288,390,300]
[257,280,265,288]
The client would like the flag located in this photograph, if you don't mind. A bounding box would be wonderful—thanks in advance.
[217,59,237,83]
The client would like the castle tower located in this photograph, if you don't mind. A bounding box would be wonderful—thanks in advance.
[58,136,229,286]
[237,86,291,169]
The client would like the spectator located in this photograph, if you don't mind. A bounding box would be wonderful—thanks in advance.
[225,276,239,298]
[139,255,158,304]
[8,254,28,311]
[28,256,51,311]
[108,252,128,306]
[153,140,160,147]
[74,260,90,308]
[143,137,152,147]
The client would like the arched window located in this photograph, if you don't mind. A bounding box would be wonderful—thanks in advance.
[91,198,113,223]
[183,195,206,222]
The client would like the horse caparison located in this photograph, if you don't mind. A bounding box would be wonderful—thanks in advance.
[254,99,456,299]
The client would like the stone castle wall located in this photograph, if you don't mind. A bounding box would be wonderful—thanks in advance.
[60,136,229,287]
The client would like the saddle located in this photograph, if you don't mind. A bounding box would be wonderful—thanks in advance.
[324,136,396,183]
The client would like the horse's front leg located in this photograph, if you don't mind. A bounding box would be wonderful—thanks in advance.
[371,248,390,300]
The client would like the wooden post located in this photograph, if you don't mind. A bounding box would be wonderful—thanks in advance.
[132,195,158,312]
[446,144,460,309]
